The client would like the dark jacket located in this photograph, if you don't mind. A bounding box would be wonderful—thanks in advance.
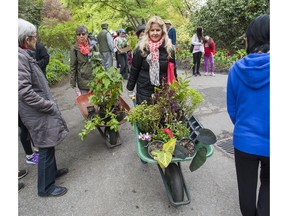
[126,43,176,104]
[18,47,69,148]
[70,40,97,90]
[227,53,270,157]
[35,42,50,77]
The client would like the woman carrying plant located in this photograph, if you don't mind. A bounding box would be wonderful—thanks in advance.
[70,25,99,94]
[126,16,177,104]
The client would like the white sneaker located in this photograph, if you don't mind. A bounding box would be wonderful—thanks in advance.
[204,72,208,76]
[211,73,215,77]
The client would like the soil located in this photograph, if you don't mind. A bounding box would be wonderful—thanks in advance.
[177,138,195,157]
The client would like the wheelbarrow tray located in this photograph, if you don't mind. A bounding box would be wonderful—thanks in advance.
[133,123,214,164]
[76,92,130,147]
[76,92,130,125]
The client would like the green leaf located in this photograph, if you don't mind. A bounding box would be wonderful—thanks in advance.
[162,138,176,154]
[174,144,189,159]
[189,147,207,172]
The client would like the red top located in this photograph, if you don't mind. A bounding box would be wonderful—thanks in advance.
[204,40,216,56]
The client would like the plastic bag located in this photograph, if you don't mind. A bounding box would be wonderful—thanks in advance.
[167,61,176,84]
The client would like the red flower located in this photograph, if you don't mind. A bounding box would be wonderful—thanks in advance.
[163,128,173,138]
[222,45,225,50]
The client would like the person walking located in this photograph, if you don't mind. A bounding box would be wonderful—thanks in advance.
[126,16,176,105]
[203,35,216,76]
[97,22,114,71]
[115,28,130,79]
[70,25,99,94]
[191,27,204,76]
[165,20,176,48]
[18,18,69,197]
[226,14,270,216]
[35,41,50,78]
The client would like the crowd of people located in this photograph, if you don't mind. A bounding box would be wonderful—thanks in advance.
[18,13,270,216]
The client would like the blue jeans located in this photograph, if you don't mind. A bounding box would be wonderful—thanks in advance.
[37,147,58,196]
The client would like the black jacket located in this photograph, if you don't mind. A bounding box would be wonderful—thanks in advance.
[35,42,50,77]
[127,43,176,104]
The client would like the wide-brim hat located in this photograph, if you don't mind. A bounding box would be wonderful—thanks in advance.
[118,28,126,33]
[165,20,172,24]
[101,23,108,29]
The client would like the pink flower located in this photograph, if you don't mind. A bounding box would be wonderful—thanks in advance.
[163,128,173,138]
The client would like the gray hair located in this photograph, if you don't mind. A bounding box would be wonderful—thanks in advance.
[18,18,36,47]
[76,25,88,35]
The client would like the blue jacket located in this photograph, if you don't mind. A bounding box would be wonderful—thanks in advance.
[168,27,176,45]
[227,53,270,157]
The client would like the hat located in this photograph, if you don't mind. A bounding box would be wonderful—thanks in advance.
[136,24,146,37]
[118,28,126,33]
[165,20,172,24]
[101,23,108,29]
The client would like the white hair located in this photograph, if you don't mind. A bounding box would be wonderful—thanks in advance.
[18,18,36,47]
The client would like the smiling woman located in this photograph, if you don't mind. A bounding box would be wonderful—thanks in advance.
[126,16,177,105]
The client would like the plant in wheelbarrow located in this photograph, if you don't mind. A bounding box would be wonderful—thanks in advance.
[79,64,127,145]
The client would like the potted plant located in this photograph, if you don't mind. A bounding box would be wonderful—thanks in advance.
[79,58,125,141]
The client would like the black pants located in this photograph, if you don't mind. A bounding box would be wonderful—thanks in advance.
[234,148,270,216]
[192,52,202,75]
[18,115,34,155]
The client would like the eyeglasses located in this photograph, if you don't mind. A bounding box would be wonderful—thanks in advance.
[77,33,86,36]
[29,35,37,39]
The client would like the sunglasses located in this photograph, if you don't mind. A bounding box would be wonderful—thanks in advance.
[77,33,86,36]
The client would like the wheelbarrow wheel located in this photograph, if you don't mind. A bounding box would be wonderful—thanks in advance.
[165,163,184,202]
[104,128,118,145]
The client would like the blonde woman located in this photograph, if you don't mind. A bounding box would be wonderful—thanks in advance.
[126,16,176,104]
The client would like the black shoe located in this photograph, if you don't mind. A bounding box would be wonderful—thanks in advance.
[18,169,28,179]
[18,182,25,192]
[56,168,69,179]
[39,186,68,197]
[197,72,201,76]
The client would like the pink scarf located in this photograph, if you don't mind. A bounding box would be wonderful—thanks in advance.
[147,37,164,86]
[78,40,89,55]
[148,38,164,62]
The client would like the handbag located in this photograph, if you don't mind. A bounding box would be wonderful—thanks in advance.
[167,59,176,84]
[189,44,194,53]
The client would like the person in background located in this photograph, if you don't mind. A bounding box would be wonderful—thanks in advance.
[115,28,129,80]
[19,115,39,164]
[136,24,146,41]
[70,25,99,94]
[191,26,204,76]
[113,31,120,68]
[226,14,270,216]
[165,20,176,48]
[203,35,216,76]
[35,41,50,78]
[97,22,114,71]
[127,16,176,104]
[18,169,28,192]
[19,18,69,197]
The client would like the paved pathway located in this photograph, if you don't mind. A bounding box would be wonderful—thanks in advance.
[18,70,241,216]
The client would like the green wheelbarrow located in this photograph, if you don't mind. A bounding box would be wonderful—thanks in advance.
[133,121,214,207]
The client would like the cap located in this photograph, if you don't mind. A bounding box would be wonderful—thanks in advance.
[136,24,146,37]
[118,28,126,33]
[101,23,108,29]
[165,20,172,24]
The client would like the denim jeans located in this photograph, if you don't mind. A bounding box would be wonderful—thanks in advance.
[117,53,128,79]
[204,55,214,73]
[38,147,58,196]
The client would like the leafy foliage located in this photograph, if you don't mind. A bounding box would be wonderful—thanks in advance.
[46,49,70,85]
[192,0,269,51]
